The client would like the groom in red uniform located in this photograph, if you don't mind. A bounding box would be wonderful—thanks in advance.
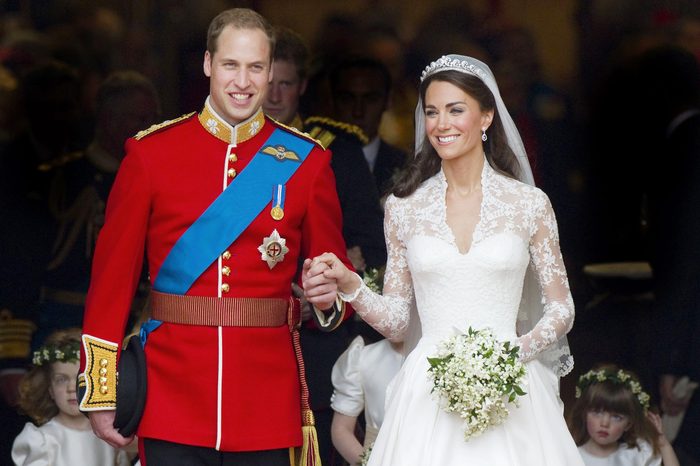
[77,8,350,465]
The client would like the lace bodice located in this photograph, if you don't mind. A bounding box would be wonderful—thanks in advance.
[344,161,574,363]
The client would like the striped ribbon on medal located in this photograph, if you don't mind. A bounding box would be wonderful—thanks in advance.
[271,184,286,220]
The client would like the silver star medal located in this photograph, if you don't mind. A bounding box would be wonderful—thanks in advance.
[258,229,289,269]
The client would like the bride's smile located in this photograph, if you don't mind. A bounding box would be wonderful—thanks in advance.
[424,80,492,162]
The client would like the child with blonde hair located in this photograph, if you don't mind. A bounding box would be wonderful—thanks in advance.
[11,328,130,465]
[569,365,679,466]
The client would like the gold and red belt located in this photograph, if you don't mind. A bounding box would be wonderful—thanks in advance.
[149,290,300,329]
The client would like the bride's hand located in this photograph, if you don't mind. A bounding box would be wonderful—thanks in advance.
[302,257,336,309]
[309,252,360,295]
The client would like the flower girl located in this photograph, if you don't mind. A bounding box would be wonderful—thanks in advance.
[12,328,131,466]
[569,365,679,466]
[330,335,403,465]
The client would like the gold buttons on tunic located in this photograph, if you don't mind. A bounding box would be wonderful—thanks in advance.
[222,266,231,276]
[222,251,231,260]
[227,168,236,178]
[221,283,230,293]
[98,358,110,394]
[229,153,237,163]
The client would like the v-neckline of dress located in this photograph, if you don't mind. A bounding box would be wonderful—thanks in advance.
[438,160,489,256]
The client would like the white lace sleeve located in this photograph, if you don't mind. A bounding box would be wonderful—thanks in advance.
[516,192,574,362]
[341,196,414,342]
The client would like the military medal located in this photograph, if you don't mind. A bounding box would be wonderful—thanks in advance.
[270,184,286,221]
[258,229,289,269]
[270,206,284,220]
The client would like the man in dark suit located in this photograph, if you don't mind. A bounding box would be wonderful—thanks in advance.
[37,70,160,347]
[329,57,407,197]
[0,61,81,465]
[643,45,700,466]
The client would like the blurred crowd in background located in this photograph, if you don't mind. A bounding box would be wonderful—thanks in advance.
[1,0,700,465]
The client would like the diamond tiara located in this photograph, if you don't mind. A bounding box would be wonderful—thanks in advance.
[420,55,488,82]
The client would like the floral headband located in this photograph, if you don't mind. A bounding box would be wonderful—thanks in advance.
[576,368,651,411]
[32,340,81,367]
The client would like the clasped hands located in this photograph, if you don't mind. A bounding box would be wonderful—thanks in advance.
[301,252,359,309]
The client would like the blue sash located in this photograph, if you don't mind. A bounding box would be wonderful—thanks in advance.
[153,129,313,294]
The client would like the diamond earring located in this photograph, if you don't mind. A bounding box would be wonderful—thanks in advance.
[481,129,487,142]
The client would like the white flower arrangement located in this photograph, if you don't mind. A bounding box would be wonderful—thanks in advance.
[358,443,373,466]
[362,267,384,294]
[427,327,527,441]
[32,340,80,366]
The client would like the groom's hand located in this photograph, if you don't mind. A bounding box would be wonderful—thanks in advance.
[89,410,134,448]
[302,257,338,310]
[308,252,359,295]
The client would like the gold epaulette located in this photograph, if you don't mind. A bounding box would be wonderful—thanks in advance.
[134,112,196,140]
[0,309,35,360]
[268,116,325,149]
[79,334,119,411]
[37,151,85,172]
[289,114,304,132]
[306,126,335,150]
[304,116,369,146]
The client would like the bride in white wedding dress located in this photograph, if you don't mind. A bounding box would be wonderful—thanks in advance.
[304,55,584,466]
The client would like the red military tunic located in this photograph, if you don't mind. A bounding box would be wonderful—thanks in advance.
[78,99,351,451]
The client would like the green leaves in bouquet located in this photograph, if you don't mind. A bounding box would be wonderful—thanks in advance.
[426,326,528,440]
[362,266,385,294]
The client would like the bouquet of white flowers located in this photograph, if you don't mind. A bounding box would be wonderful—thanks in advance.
[362,267,384,294]
[358,443,373,466]
[427,327,527,440]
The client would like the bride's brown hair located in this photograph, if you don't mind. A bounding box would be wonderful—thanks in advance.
[392,70,520,198]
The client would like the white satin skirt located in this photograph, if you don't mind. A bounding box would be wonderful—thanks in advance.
[366,341,585,466]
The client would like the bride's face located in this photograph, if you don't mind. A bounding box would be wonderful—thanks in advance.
[424,80,492,162]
